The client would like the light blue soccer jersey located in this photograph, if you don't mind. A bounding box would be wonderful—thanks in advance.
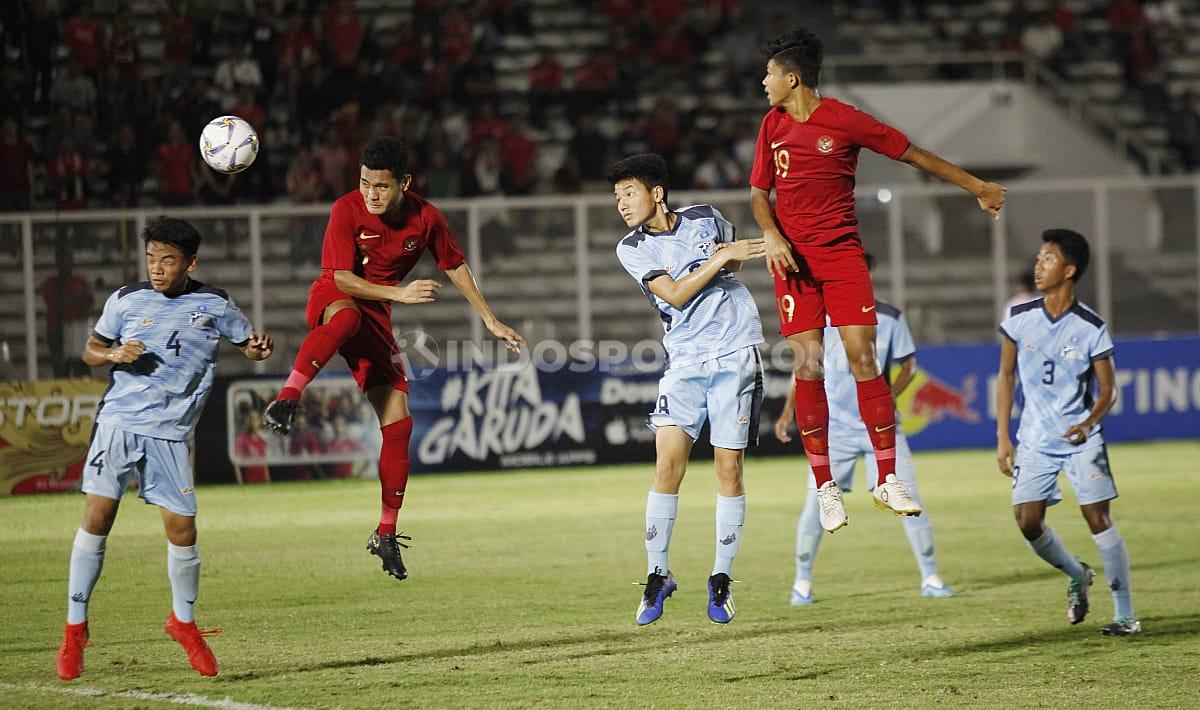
[616,204,764,367]
[824,300,916,436]
[93,279,254,441]
[999,298,1114,455]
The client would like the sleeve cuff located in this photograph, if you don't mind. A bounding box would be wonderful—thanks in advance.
[997,326,1016,343]
[92,330,115,346]
[641,269,669,285]
[894,352,916,363]
[1091,347,1114,361]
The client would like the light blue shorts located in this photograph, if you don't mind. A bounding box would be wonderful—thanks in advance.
[81,422,197,516]
[647,346,764,450]
[1011,443,1117,507]
[805,430,917,492]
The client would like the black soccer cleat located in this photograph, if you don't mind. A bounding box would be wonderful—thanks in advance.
[262,399,298,436]
[367,529,411,581]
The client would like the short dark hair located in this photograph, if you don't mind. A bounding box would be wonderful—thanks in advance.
[361,136,409,177]
[143,217,201,258]
[1042,229,1089,281]
[605,153,670,202]
[765,28,823,89]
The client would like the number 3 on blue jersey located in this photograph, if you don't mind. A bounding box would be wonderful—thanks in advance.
[166,330,182,356]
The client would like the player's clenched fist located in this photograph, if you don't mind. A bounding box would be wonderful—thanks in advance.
[996,438,1015,477]
[394,279,440,304]
[978,182,1007,218]
[106,340,146,364]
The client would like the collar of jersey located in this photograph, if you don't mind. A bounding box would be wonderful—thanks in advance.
[1040,297,1077,324]
[638,211,686,238]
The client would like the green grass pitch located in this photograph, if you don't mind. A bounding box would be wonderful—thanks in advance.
[2,442,1198,708]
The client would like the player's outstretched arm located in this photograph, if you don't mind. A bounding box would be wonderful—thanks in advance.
[995,338,1018,476]
[1064,356,1116,445]
[240,332,275,361]
[443,263,526,353]
[898,145,1007,218]
[332,269,441,304]
[650,239,766,310]
[82,336,144,367]
[750,187,798,277]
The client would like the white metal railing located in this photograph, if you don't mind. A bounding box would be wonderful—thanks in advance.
[3,173,1199,381]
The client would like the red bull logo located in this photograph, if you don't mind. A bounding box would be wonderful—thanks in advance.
[894,369,980,436]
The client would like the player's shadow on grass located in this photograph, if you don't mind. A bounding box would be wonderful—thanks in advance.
[912,611,1200,659]
[219,622,839,682]
[967,555,1196,594]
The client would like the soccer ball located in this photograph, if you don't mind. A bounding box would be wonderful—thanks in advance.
[199,116,259,174]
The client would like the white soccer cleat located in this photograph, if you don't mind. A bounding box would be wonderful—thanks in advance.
[816,480,849,533]
[873,475,922,516]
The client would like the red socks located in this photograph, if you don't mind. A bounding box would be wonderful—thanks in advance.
[377,417,413,535]
[856,375,898,486]
[278,308,362,402]
[793,378,832,487]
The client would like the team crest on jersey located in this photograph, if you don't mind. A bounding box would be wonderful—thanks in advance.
[697,241,715,257]
[403,236,421,252]
[190,311,215,329]
[816,135,835,153]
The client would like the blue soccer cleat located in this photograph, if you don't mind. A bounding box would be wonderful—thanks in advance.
[921,575,956,598]
[790,580,813,606]
[636,571,676,626]
[707,573,736,624]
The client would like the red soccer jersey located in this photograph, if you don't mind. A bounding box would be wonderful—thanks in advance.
[749,98,909,246]
[320,190,467,286]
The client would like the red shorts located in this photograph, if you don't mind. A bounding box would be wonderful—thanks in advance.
[305,275,408,393]
[773,237,877,336]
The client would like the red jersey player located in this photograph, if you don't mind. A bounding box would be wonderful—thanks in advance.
[263,137,525,580]
[750,29,1006,533]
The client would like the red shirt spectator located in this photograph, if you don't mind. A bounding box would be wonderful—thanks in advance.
[501,125,538,192]
[651,28,696,65]
[159,7,193,64]
[46,138,89,210]
[647,0,685,26]
[529,51,564,92]
[1107,0,1145,31]
[65,9,102,73]
[230,89,267,133]
[155,122,195,202]
[440,8,475,63]
[574,54,618,92]
[105,12,141,81]
[321,0,364,69]
[278,16,319,67]
[0,119,34,208]
[1049,1,1076,33]
[40,271,93,333]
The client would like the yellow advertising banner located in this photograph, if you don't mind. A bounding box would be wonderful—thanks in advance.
[0,379,107,496]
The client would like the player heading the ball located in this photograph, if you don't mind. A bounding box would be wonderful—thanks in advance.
[611,153,766,626]
[57,218,275,680]
[750,27,1007,532]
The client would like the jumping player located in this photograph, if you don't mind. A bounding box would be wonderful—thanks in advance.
[775,254,953,604]
[751,28,1007,531]
[610,154,767,626]
[262,136,524,581]
[57,218,274,680]
[997,229,1138,636]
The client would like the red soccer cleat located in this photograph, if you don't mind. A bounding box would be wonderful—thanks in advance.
[164,612,221,676]
[55,621,89,680]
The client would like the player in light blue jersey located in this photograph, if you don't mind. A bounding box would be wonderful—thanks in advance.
[775,253,953,604]
[610,154,766,626]
[56,218,275,681]
[997,229,1138,637]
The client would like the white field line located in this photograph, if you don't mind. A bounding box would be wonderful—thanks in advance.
[0,682,307,710]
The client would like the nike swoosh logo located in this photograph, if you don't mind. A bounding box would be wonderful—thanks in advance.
[862,305,876,312]
[771,141,786,149]
[360,233,381,239]
[874,424,895,433]
[801,428,823,436]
